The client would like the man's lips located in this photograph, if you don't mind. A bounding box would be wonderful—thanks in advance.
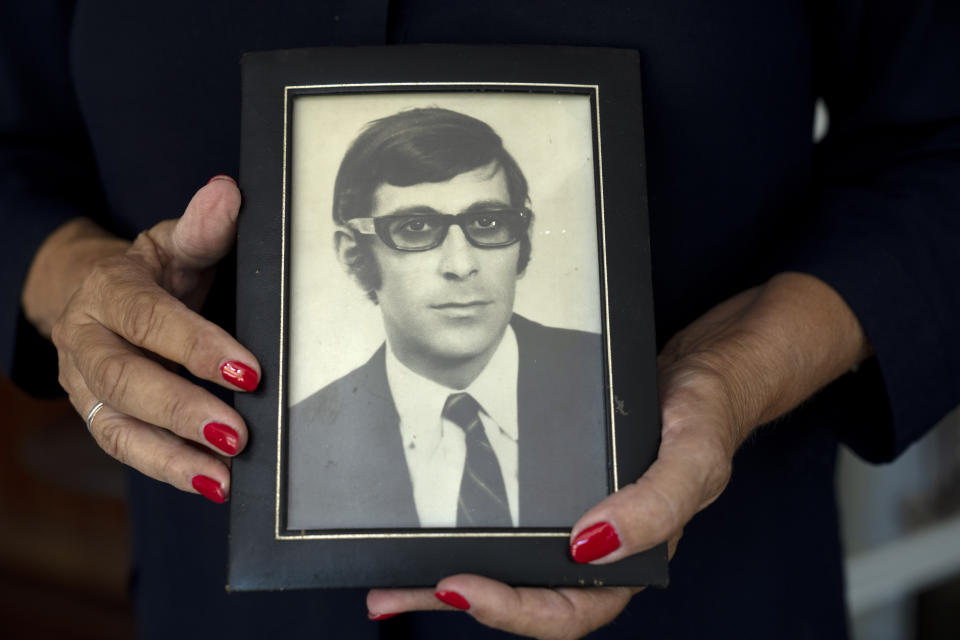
[430,300,492,309]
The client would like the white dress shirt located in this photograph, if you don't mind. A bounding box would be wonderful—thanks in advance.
[385,326,519,527]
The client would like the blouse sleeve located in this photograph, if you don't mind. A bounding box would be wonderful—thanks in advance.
[0,1,107,387]
[789,0,960,461]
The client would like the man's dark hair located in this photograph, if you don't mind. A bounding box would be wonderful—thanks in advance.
[333,107,532,299]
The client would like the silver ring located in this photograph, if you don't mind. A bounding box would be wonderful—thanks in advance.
[85,401,106,430]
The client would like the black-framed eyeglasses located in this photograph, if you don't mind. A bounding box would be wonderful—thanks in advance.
[346,207,532,252]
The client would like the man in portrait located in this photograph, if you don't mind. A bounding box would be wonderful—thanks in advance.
[287,107,608,530]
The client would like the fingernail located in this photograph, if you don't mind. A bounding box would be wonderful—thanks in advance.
[206,174,237,185]
[570,521,621,563]
[368,612,399,621]
[221,361,259,391]
[203,422,240,455]
[192,475,226,504]
[434,590,470,611]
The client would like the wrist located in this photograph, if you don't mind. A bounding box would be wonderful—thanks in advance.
[743,272,872,424]
[21,217,130,337]
[659,272,871,448]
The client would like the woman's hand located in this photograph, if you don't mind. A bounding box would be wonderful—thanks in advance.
[22,176,258,503]
[366,272,871,639]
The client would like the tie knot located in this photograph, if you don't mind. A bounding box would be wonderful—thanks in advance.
[443,392,483,431]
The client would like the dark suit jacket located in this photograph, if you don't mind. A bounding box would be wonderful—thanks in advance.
[287,314,609,529]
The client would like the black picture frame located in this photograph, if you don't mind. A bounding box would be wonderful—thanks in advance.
[230,45,666,590]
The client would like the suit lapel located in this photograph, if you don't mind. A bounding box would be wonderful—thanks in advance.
[516,316,570,526]
[514,315,609,527]
[355,347,420,526]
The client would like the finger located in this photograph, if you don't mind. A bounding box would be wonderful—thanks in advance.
[155,176,242,273]
[63,321,248,457]
[97,414,231,501]
[569,413,731,565]
[68,260,260,393]
[367,578,638,640]
[119,177,240,301]
[366,587,441,618]
[69,177,258,391]
[437,575,635,640]
[369,576,638,640]
[60,360,230,501]
[47,177,247,384]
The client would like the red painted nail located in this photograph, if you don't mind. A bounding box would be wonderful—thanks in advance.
[221,361,259,391]
[570,521,621,563]
[434,590,470,611]
[203,422,240,455]
[206,174,236,185]
[192,475,225,504]
[368,612,399,621]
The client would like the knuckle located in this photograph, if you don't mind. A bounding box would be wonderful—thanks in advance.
[82,260,110,293]
[119,289,164,345]
[55,350,72,391]
[154,447,183,483]
[50,309,84,353]
[94,417,130,463]
[93,352,131,403]
[133,229,170,270]
[160,391,192,436]
[50,317,67,350]
[132,229,153,248]
[180,324,223,374]
[88,252,158,309]
[57,367,71,393]
[86,257,129,296]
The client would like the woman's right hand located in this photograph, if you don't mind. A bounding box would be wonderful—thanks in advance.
[23,176,259,503]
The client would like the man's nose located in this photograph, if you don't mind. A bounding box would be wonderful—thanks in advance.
[437,225,480,280]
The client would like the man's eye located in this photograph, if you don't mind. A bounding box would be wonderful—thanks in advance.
[399,219,434,233]
[473,215,501,229]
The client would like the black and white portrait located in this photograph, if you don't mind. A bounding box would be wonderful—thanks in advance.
[285,92,610,530]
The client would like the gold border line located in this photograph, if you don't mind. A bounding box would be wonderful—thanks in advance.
[276,82,613,541]
[289,531,570,541]
[286,81,600,91]
[275,88,289,538]
[595,88,618,492]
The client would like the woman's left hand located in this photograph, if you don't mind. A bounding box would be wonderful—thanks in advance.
[364,342,725,639]
[365,326,725,639]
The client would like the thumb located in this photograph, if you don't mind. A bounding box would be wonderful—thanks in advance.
[169,175,242,270]
[568,425,731,565]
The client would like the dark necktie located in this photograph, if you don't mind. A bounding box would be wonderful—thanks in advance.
[442,392,512,527]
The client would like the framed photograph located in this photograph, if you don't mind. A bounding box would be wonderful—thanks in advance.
[230,45,665,590]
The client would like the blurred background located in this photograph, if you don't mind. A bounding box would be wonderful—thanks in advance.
[1,370,958,639]
[841,406,960,640]
[0,374,132,639]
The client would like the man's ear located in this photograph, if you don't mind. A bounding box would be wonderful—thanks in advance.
[335,228,380,302]
[335,228,361,276]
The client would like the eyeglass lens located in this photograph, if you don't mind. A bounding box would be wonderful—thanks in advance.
[382,210,526,250]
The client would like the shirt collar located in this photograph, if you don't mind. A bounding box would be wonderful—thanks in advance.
[385,324,519,440]
[465,325,519,440]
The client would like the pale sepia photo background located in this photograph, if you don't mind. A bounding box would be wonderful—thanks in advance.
[289,91,602,404]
